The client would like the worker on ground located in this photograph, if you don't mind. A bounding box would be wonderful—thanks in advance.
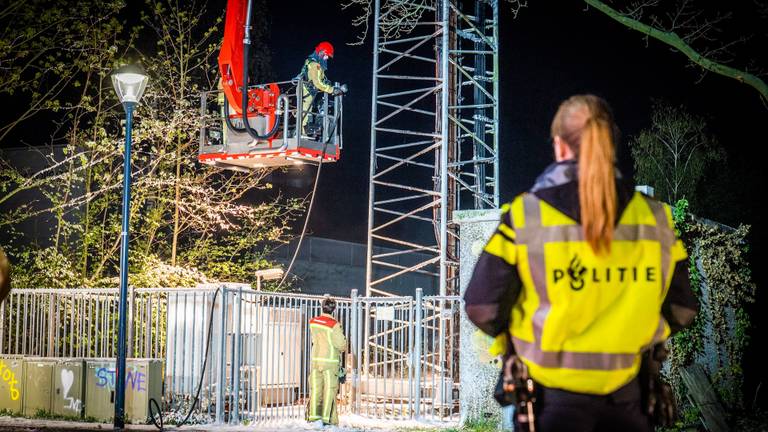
[308,295,347,426]
[464,94,699,431]
[298,42,347,137]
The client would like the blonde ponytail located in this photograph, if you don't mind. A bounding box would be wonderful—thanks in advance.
[551,95,618,255]
[579,117,616,254]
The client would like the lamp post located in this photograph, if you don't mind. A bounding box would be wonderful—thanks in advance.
[254,267,284,291]
[111,64,148,431]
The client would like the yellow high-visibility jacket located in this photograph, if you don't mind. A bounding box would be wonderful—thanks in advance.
[300,58,334,95]
[465,160,698,395]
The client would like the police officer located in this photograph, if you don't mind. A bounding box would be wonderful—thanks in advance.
[308,295,347,426]
[464,94,699,431]
[297,42,347,137]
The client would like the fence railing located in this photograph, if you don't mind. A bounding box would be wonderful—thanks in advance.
[0,287,172,359]
[0,285,461,425]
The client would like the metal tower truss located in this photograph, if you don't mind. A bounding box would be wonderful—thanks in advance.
[365,0,499,298]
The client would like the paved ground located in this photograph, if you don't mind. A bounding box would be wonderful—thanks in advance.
[0,417,182,432]
[0,416,452,432]
[1,418,155,431]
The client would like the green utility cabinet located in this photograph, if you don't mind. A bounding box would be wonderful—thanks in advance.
[84,360,113,422]
[85,359,163,423]
[126,359,163,423]
[0,355,24,413]
[52,359,85,418]
[22,358,55,416]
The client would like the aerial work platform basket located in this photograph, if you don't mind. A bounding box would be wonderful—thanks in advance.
[198,79,343,171]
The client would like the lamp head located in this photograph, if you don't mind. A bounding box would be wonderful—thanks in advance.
[111,63,149,106]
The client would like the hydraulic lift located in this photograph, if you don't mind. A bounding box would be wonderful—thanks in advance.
[199,0,343,171]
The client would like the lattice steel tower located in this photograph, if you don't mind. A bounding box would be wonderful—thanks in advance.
[365,0,500,297]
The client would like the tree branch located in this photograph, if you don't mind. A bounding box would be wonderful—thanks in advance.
[584,0,768,105]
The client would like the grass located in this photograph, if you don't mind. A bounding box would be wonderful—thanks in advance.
[396,418,500,432]
[33,409,97,423]
[0,408,23,418]
[0,408,97,423]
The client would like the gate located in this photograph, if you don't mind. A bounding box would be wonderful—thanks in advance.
[217,287,461,424]
[350,290,460,421]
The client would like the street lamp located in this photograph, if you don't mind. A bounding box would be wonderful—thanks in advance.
[254,267,284,291]
[111,63,148,431]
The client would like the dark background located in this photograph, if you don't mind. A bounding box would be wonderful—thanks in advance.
[1,0,765,409]
[260,0,768,408]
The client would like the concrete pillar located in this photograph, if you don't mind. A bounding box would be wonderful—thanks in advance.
[455,209,505,425]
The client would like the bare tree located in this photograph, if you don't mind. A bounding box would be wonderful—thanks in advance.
[342,0,767,106]
[1,0,302,288]
[583,0,768,105]
[341,0,527,45]
[139,0,279,265]
[0,0,126,142]
[629,101,724,209]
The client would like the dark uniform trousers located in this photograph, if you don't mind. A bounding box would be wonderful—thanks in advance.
[532,378,652,432]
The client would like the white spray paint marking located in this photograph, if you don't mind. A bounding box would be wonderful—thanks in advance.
[60,369,81,412]
[60,369,74,398]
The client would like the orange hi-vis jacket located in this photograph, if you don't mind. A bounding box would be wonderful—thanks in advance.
[309,313,347,368]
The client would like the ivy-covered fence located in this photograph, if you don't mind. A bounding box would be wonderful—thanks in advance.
[667,200,757,425]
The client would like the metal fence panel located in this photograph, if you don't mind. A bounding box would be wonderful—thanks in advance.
[219,288,355,424]
[0,286,462,425]
[351,290,461,422]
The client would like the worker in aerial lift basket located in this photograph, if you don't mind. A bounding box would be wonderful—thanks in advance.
[297,41,347,138]
[307,294,347,426]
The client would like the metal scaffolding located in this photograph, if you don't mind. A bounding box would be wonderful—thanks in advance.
[365,0,500,299]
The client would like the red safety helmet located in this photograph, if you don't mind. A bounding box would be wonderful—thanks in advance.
[315,41,334,58]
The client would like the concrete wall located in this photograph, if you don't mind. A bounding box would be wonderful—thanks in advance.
[269,236,439,297]
[455,209,504,424]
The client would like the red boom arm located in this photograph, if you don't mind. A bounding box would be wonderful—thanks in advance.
[219,0,248,115]
[219,0,279,135]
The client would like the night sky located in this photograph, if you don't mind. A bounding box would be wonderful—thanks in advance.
[262,1,767,241]
[260,0,768,406]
